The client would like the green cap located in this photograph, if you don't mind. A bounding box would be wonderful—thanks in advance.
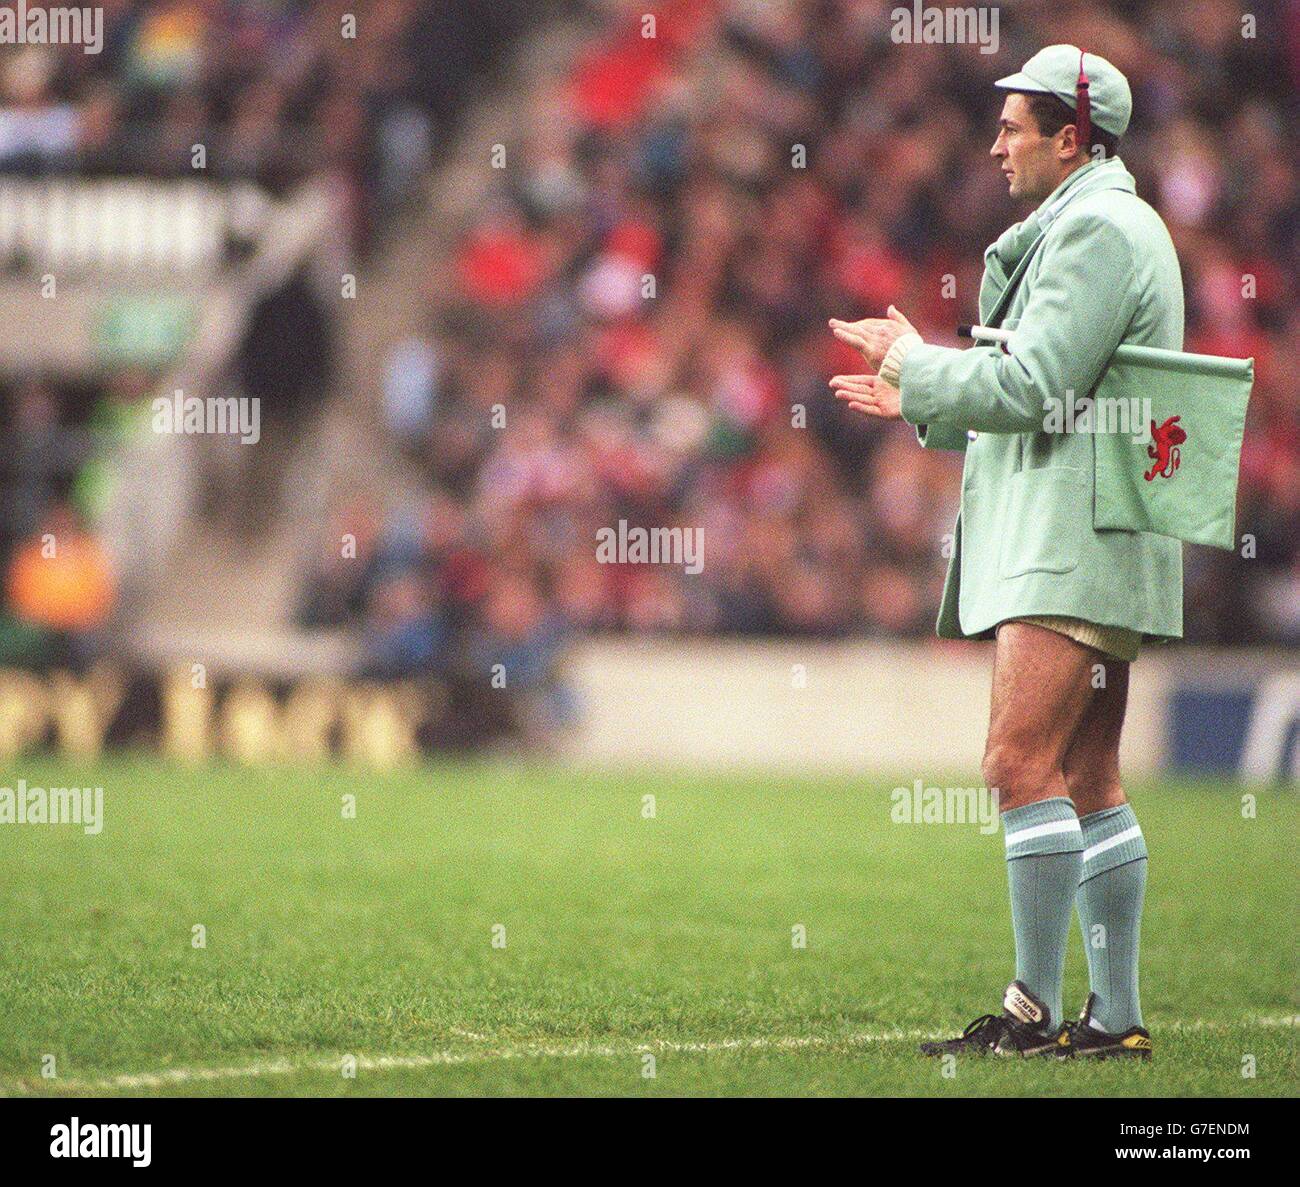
[995,45,1132,137]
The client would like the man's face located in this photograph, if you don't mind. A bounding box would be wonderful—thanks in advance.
[991,93,1070,203]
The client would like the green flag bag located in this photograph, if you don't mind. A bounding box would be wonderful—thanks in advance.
[1088,344,1252,551]
[959,327,1253,551]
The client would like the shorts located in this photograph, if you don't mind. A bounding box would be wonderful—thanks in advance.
[1003,615,1141,662]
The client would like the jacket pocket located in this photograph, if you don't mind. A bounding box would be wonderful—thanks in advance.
[998,466,1087,578]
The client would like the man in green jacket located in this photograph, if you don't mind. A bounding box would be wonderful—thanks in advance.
[829,46,1177,1059]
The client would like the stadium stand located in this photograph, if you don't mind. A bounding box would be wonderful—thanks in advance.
[0,1,1295,749]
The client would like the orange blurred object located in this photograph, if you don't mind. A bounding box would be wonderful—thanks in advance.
[7,531,116,632]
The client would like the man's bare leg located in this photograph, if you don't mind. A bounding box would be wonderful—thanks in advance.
[1063,657,1129,815]
[983,622,1099,809]
[922,622,1105,1054]
[981,622,1099,1034]
[1060,655,1151,1046]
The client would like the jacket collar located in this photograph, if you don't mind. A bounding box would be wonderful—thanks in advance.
[1036,155,1135,224]
[990,156,1135,272]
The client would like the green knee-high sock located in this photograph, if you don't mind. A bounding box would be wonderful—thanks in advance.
[1002,797,1083,1028]
[1076,804,1148,1033]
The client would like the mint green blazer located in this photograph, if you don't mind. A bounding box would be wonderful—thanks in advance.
[898,158,1185,643]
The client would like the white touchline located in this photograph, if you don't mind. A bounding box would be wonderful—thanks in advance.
[37,1030,938,1091]
[16,1017,1295,1092]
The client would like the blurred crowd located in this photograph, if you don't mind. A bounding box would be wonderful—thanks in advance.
[0,0,520,671]
[2,0,1296,702]
[313,0,1297,680]
[0,0,522,250]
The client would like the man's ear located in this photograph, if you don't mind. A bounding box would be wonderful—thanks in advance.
[1057,123,1082,161]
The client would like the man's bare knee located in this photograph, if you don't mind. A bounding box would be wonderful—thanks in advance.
[1066,765,1127,815]
[983,741,1063,811]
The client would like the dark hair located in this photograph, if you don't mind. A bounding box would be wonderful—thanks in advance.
[1013,91,1121,160]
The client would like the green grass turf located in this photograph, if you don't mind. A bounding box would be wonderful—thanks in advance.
[0,756,1294,1097]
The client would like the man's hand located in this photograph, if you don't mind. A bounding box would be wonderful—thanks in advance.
[829,373,902,420]
[828,305,917,370]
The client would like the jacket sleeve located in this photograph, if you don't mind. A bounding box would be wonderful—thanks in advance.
[898,214,1139,434]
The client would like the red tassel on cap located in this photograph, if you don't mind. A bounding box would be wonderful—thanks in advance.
[1075,50,1091,152]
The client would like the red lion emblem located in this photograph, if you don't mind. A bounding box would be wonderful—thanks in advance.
[1144,415,1186,481]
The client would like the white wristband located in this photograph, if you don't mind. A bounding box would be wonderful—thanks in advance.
[878,331,923,388]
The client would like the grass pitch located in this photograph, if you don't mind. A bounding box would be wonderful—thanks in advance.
[0,756,1294,1097]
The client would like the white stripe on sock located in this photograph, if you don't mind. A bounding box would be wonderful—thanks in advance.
[1082,824,1143,863]
[1003,818,1082,849]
